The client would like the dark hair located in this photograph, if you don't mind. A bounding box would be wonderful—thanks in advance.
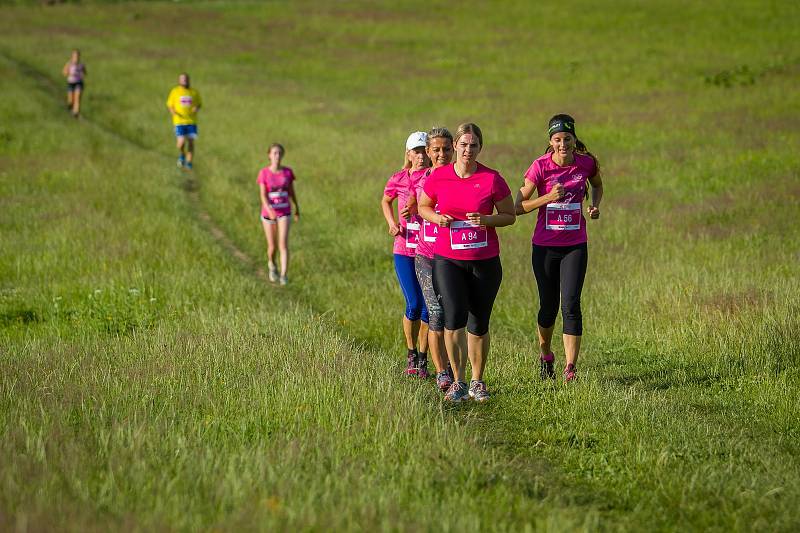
[544,114,600,177]
[269,143,285,156]
[454,122,483,149]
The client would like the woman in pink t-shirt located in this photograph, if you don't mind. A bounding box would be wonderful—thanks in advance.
[412,127,454,392]
[62,49,86,118]
[515,114,604,382]
[258,143,300,285]
[381,132,431,377]
[418,123,516,402]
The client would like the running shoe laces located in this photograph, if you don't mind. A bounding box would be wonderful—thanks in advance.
[404,350,418,376]
[444,381,469,402]
[469,380,490,402]
[435,370,453,392]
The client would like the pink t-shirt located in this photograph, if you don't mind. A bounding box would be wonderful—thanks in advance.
[67,63,85,83]
[384,168,428,257]
[257,166,295,218]
[525,152,596,247]
[423,162,512,261]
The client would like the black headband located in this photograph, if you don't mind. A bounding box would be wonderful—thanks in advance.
[548,120,576,137]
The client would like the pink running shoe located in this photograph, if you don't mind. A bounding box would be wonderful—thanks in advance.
[540,352,555,380]
[435,370,453,392]
[404,350,418,376]
[563,363,577,383]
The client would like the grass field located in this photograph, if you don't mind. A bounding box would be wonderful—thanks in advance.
[1,1,799,531]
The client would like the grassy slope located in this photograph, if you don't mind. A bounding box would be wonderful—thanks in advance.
[2,0,800,530]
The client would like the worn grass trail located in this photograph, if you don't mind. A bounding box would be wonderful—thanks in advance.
[2,1,800,531]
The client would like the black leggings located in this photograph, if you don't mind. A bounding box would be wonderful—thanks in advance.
[532,244,588,336]
[433,255,502,336]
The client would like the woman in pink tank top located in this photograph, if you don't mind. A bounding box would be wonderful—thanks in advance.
[515,114,604,383]
[62,49,86,118]
[258,143,300,285]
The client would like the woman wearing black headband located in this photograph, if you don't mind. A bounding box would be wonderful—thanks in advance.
[515,114,603,382]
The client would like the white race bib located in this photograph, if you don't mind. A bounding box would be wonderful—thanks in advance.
[449,220,488,250]
[545,202,581,231]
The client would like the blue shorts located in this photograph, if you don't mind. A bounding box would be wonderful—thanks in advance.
[174,124,198,139]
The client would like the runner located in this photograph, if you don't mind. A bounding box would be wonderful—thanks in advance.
[62,49,86,118]
[166,73,202,170]
[514,114,603,382]
[413,127,454,391]
[258,143,300,285]
[381,132,431,377]
[418,123,516,402]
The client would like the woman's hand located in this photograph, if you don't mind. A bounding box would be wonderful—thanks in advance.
[264,206,277,220]
[548,183,565,202]
[466,212,485,228]
[399,205,411,220]
[587,205,600,219]
[388,222,402,236]
[436,214,453,227]
[293,212,300,222]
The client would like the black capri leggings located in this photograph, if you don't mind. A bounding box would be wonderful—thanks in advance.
[433,255,502,336]
[532,243,588,336]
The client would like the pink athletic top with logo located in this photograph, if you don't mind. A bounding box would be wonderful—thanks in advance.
[384,168,428,257]
[423,162,512,261]
[67,63,85,83]
[257,166,295,218]
[525,152,596,247]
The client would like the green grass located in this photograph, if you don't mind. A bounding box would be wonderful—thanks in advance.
[1,1,800,531]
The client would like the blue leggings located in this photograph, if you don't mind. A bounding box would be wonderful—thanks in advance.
[394,254,428,323]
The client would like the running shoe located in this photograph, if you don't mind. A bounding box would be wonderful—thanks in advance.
[563,364,577,383]
[417,354,429,379]
[444,381,470,402]
[268,264,278,283]
[540,352,555,380]
[404,350,418,376]
[435,370,453,392]
[185,161,193,170]
[279,275,288,286]
[177,155,185,168]
[469,380,490,402]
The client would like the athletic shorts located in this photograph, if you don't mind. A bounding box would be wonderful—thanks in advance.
[67,81,84,92]
[174,124,198,139]
[261,214,290,224]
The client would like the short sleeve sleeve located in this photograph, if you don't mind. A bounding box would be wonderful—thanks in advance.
[422,172,437,202]
[286,167,296,184]
[492,173,512,203]
[383,174,398,199]
[524,160,542,185]
[257,168,267,185]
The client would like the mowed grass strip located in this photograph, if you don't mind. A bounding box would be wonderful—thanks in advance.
[2,0,800,530]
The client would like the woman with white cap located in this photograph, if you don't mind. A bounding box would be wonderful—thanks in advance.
[381,131,432,377]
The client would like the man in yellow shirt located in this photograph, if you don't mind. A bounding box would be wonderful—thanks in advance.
[166,73,202,169]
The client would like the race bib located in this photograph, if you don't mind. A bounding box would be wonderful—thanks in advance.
[449,220,488,250]
[179,95,193,107]
[268,191,289,209]
[546,202,581,231]
[422,219,439,242]
[406,220,420,249]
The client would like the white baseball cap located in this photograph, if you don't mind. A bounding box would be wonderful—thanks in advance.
[405,131,428,151]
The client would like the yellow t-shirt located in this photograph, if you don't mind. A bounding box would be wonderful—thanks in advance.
[166,86,202,126]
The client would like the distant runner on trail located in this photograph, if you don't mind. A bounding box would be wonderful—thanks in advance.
[418,123,516,402]
[412,127,455,392]
[62,49,86,118]
[257,143,300,286]
[515,114,604,383]
[381,132,431,377]
[166,73,202,170]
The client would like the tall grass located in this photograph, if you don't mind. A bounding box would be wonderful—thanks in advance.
[1,1,799,530]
